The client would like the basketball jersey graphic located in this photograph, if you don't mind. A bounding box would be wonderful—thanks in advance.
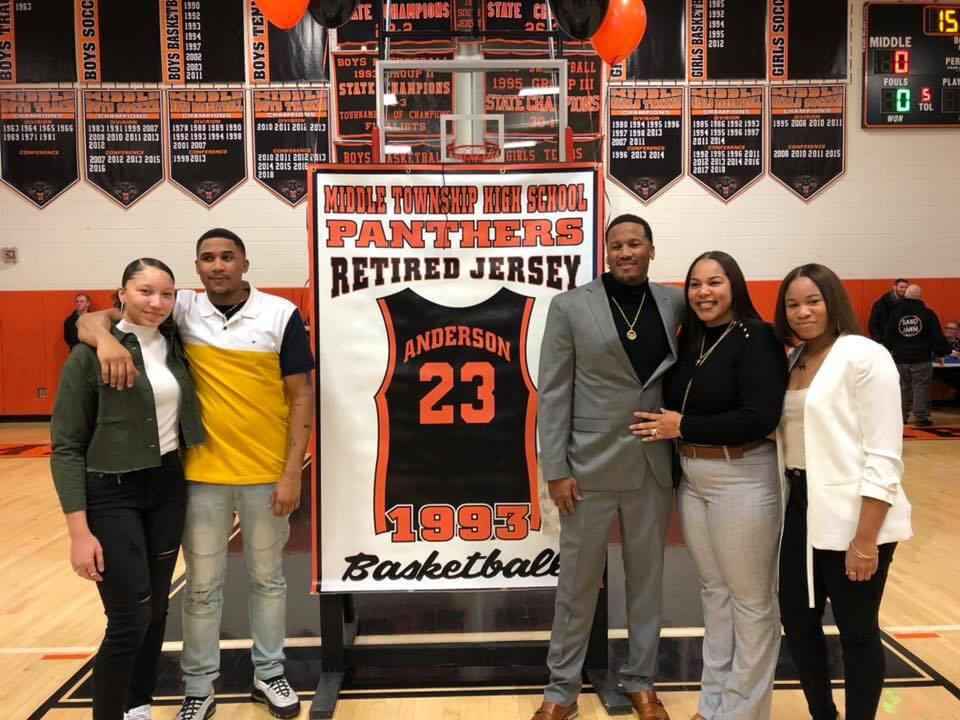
[374,288,540,537]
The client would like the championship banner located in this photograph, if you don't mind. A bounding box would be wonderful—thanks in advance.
[161,0,245,83]
[0,0,77,83]
[312,165,602,592]
[608,86,684,204]
[769,85,845,201]
[168,90,246,207]
[615,1,685,82]
[335,0,454,48]
[333,139,443,164]
[253,88,330,206]
[767,0,847,81]
[687,0,766,81]
[689,86,764,202]
[502,136,601,164]
[331,51,376,138]
[75,0,163,83]
[0,89,78,208]
[248,0,327,83]
[83,90,163,208]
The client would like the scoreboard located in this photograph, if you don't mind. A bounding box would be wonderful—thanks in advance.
[863,3,960,127]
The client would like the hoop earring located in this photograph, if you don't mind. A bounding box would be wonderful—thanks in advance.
[119,302,125,317]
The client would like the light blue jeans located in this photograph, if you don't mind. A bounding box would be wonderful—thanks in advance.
[180,482,290,697]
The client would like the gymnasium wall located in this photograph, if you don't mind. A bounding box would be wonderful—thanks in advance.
[1,6,959,415]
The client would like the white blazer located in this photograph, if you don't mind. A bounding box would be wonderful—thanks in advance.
[776,334,912,606]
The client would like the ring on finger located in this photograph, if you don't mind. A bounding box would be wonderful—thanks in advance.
[651,428,659,437]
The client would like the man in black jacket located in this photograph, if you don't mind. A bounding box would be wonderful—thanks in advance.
[885,284,950,426]
[62,293,91,349]
[869,278,908,345]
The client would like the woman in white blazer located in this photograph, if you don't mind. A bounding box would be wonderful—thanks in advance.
[773,264,912,720]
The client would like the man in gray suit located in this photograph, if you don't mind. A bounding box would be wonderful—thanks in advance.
[531,215,682,720]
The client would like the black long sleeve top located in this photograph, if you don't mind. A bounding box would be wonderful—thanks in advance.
[663,318,787,446]
[601,273,670,385]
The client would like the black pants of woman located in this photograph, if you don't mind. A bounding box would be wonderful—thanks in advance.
[779,469,896,720]
[86,451,187,720]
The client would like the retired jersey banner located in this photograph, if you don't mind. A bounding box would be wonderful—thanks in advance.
[83,90,163,208]
[0,89,78,207]
[311,165,602,592]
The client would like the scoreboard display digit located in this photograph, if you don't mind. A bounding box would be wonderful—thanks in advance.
[863,3,960,127]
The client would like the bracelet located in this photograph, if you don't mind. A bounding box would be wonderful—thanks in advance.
[849,540,879,560]
[676,415,684,440]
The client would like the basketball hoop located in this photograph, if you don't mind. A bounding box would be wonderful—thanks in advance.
[447,141,501,163]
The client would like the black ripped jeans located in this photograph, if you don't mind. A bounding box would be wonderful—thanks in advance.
[86,451,187,720]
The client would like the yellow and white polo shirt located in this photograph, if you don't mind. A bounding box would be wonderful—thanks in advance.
[173,285,314,485]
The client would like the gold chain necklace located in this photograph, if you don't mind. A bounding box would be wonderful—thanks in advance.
[681,321,739,413]
[610,292,647,341]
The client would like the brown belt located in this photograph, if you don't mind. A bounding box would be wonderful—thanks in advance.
[677,439,770,460]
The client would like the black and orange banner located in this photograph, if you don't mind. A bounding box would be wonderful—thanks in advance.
[502,136,600,164]
[614,0,685,82]
[333,139,443,164]
[689,86,764,203]
[0,0,76,83]
[0,89,78,207]
[76,0,162,83]
[331,51,377,138]
[769,85,845,201]
[608,87,684,204]
[83,90,163,208]
[767,0,847,81]
[335,0,454,48]
[383,50,456,138]
[161,0,244,84]
[248,0,327,83]
[482,54,560,137]
[253,88,330,206]
[168,90,246,207]
[687,0,765,81]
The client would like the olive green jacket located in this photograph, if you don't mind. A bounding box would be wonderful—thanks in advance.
[50,324,205,513]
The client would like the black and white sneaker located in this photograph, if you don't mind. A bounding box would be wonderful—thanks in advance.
[175,694,216,720]
[252,675,300,718]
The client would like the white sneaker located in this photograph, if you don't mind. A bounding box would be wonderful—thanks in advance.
[175,693,216,720]
[252,675,300,718]
[124,706,151,720]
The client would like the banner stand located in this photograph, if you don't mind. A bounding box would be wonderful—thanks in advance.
[309,580,631,718]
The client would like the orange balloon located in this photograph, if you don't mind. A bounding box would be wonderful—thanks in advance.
[256,0,309,30]
[590,0,648,66]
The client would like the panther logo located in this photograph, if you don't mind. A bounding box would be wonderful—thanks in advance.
[279,178,304,203]
[26,181,55,206]
[791,174,819,198]
[713,175,739,198]
[113,181,140,205]
[632,176,660,200]
[195,180,223,204]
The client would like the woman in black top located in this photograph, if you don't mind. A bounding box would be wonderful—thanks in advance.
[631,251,787,720]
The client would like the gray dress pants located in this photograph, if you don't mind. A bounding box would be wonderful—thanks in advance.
[678,443,782,720]
[544,483,674,705]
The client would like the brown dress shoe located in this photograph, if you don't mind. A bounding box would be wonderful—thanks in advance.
[530,701,579,720]
[629,690,671,720]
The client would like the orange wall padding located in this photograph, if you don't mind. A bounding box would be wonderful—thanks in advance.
[1,282,957,416]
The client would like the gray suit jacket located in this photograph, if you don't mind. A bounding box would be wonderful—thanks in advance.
[538,277,684,491]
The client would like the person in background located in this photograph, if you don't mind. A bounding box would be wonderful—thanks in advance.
[51,259,205,720]
[868,278,908,346]
[78,229,315,720]
[632,251,787,720]
[885,284,950,427]
[775,263,912,720]
[64,293,92,348]
[944,320,960,357]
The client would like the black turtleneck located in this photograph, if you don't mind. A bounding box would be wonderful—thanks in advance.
[601,272,670,384]
[663,318,787,445]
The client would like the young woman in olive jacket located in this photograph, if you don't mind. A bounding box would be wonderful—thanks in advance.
[51,258,205,720]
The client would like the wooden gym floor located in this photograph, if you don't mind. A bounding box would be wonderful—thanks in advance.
[2,414,960,720]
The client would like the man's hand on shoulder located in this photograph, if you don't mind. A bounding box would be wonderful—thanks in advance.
[271,470,302,517]
[76,309,139,389]
[548,476,582,516]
